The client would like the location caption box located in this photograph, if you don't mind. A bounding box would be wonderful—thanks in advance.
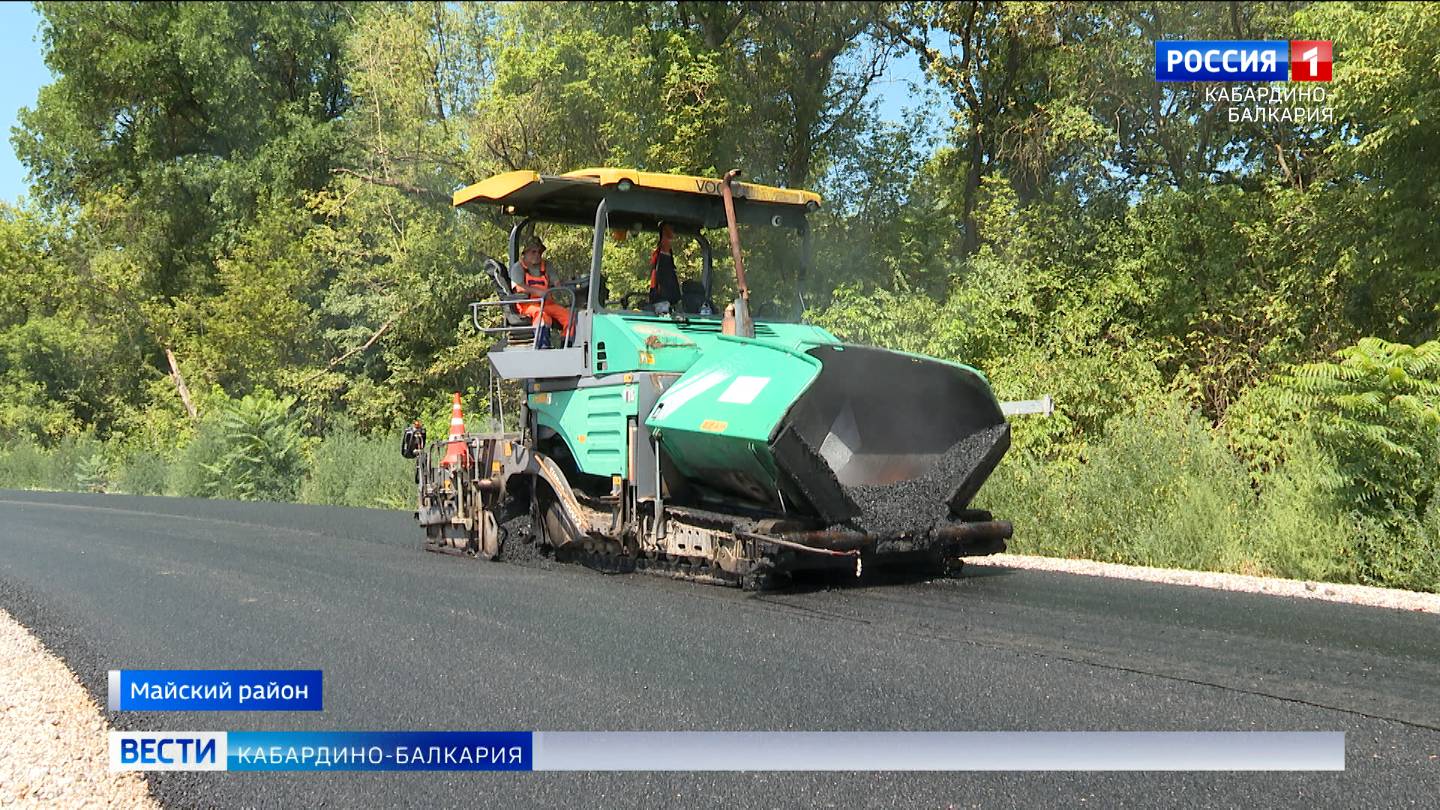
[108,669,322,711]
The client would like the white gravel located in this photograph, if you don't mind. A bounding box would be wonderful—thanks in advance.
[0,608,157,808]
[966,553,1440,614]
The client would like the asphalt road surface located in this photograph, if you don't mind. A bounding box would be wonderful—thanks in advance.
[1,490,1437,807]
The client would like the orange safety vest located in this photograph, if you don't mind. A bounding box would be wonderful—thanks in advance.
[519,261,550,294]
[649,250,666,290]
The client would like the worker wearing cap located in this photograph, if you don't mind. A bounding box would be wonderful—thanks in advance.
[509,236,572,340]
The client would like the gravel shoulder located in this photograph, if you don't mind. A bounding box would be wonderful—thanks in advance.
[0,607,157,808]
[968,552,1440,614]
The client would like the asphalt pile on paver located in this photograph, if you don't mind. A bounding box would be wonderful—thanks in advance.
[840,425,1007,536]
[497,512,558,568]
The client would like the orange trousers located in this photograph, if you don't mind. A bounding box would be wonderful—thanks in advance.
[517,300,572,337]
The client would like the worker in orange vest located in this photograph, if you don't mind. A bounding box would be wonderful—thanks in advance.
[508,235,573,341]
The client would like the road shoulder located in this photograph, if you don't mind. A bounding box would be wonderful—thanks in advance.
[968,553,1440,614]
[0,607,157,807]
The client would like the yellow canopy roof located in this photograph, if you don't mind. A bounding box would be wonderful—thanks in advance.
[451,168,820,231]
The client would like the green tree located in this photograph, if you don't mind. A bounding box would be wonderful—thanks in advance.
[13,2,354,414]
[1294,2,1440,342]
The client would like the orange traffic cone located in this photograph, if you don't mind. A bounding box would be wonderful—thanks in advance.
[440,392,470,468]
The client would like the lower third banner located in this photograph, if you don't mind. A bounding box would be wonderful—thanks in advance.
[109,731,1343,772]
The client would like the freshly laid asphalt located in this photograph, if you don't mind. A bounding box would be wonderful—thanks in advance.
[0,489,1436,808]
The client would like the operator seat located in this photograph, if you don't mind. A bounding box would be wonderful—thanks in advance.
[681,280,716,315]
[485,257,531,329]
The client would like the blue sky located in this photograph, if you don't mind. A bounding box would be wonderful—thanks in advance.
[0,5,939,204]
[1,2,46,204]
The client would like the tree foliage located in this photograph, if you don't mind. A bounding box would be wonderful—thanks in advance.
[1286,339,1440,516]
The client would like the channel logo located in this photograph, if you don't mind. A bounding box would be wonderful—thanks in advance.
[1289,40,1332,82]
[110,732,228,771]
[1155,40,1333,82]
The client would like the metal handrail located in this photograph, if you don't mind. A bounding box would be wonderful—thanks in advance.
[470,286,577,349]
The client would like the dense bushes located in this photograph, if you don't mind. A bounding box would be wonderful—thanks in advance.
[0,432,107,492]
[972,342,1440,594]
[0,392,412,511]
[171,392,310,501]
[299,423,413,509]
[980,409,1440,594]
[980,398,1253,573]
